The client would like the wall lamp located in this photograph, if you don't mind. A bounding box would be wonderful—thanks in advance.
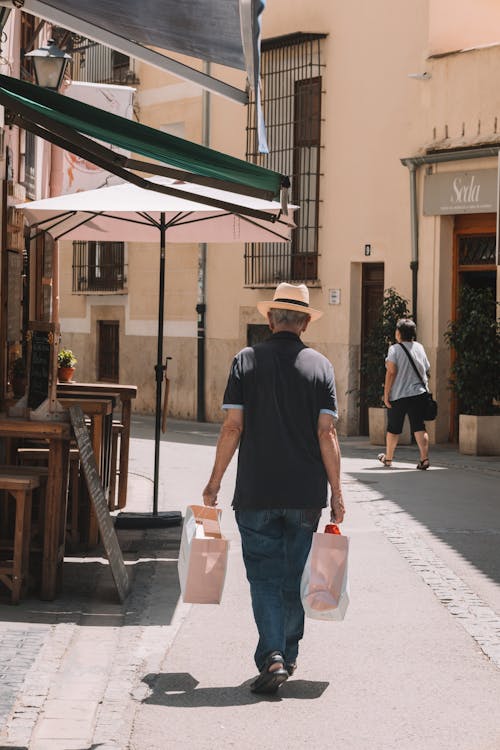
[25,38,71,91]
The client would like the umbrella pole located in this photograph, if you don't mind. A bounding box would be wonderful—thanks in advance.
[115,212,181,529]
[153,214,166,515]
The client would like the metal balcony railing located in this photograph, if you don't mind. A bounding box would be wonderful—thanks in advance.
[72,241,127,293]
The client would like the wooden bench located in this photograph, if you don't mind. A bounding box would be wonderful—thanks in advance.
[0,469,41,603]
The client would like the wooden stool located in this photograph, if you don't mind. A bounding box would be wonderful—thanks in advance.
[0,470,40,603]
[18,447,81,549]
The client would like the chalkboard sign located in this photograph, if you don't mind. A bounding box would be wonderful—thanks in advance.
[28,329,51,410]
[69,405,130,602]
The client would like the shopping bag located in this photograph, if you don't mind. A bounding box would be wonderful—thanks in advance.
[300,529,349,620]
[177,505,229,604]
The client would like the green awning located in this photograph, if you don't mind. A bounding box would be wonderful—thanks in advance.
[0,74,287,203]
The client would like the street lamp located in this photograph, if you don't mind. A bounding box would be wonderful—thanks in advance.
[24,38,71,91]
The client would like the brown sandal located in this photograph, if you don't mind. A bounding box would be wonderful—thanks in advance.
[416,458,430,470]
[377,453,392,467]
[250,651,288,694]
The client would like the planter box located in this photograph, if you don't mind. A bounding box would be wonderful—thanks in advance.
[368,407,412,446]
[459,414,500,456]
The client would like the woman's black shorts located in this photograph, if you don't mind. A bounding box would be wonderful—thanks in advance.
[387,393,428,435]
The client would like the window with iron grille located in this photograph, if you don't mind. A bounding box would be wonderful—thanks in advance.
[245,32,326,286]
[72,241,127,293]
[23,130,36,199]
[458,235,496,265]
[20,12,35,82]
[53,29,139,85]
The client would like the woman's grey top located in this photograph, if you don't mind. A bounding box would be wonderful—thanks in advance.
[386,341,430,401]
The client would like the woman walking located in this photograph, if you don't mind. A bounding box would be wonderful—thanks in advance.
[377,318,431,469]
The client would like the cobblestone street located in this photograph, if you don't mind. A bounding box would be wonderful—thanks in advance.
[0,419,499,749]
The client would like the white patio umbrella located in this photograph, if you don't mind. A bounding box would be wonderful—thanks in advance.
[19,176,295,524]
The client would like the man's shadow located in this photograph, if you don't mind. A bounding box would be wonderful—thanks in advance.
[142,672,329,706]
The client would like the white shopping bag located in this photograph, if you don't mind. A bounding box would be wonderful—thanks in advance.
[300,530,350,620]
[177,505,229,604]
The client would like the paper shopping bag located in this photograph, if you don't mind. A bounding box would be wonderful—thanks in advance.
[177,505,229,604]
[300,530,350,620]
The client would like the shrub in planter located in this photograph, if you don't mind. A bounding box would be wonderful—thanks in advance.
[444,286,500,416]
[57,349,77,382]
[444,286,500,455]
[57,349,77,369]
[357,288,412,444]
[359,288,411,409]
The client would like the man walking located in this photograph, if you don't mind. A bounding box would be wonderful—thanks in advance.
[203,282,345,694]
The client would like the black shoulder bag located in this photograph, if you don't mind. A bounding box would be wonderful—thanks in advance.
[398,343,438,421]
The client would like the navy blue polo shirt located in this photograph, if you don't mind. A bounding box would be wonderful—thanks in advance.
[222,331,338,510]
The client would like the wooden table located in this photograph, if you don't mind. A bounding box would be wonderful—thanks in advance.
[57,383,137,510]
[0,416,71,600]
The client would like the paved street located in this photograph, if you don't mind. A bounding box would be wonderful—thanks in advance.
[1,417,500,749]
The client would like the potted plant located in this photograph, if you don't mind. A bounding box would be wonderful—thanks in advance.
[444,286,500,455]
[11,357,27,399]
[57,349,77,383]
[359,288,412,444]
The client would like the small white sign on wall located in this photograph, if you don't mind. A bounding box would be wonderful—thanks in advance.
[328,289,341,305]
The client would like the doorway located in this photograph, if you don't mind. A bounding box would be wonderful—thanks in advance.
[451,214,497,438]
[359,263,384,434]
[98,320,119,382]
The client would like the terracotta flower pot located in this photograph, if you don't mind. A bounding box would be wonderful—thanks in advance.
[58,366,75,383]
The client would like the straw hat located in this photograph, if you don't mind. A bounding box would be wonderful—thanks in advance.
[257,282,323,322]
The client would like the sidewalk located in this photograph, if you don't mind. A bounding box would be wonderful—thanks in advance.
[340,433,500,476]
[0,418,499,749]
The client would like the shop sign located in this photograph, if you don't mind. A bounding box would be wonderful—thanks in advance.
[423,169,497,215]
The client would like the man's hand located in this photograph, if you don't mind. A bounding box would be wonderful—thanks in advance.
[383,396,392,409]
[203,480,220,507]
[330,489,345,524]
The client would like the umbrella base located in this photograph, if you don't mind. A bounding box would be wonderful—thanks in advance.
[115,511,182,529]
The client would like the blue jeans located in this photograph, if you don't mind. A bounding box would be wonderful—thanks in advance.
[235,508,321,671]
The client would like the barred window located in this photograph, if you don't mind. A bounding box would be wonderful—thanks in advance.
[245,32,326,286]
[22,130,36,200]
[53,29,138,85]
[72,241,127,293]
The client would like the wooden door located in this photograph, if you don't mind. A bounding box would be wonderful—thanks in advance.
[451,213,497,439]
[359,263,384,434]
[98,321,119,382]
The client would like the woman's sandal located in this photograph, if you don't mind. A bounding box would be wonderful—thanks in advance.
[250,651,289,694]
[416,458,430,470]
[377,453,392,467]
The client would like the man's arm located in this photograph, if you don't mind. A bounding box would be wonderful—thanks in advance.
[202,408,244,507]
[384,361,397,409]
[317,412,345,523]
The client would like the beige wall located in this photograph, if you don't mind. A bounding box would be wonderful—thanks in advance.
[205,0,430,431]
[56,0,499,437]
